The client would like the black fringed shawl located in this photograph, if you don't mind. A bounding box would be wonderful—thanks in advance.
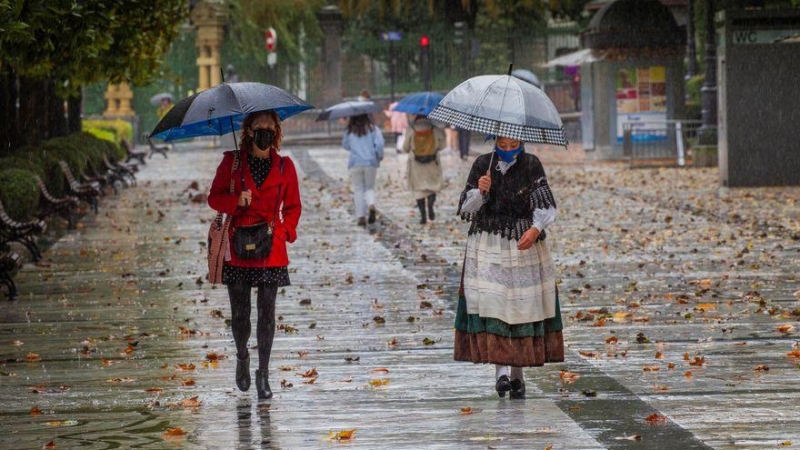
[457,151,556,241]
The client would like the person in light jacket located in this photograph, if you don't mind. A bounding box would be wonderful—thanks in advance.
[342,113,384,226]
[208,110,302,400]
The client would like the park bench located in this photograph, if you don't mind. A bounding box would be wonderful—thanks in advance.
[0,199,46,262]
[58,161,100,214]
[81,162,118,195]
[35,175,78,229]
[103,154,136,187]
[0,250,21,299]
[122,139,148,165]
[147,138,170,159]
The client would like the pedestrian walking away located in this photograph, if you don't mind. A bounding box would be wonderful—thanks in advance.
[385,102,409,154]
[457,127,471,160]
[454,135,564,399]
[342,113,384,226]
[403,115,445,224]
[208,110,302,400]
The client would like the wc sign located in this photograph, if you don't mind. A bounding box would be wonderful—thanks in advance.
[732,28,800,44]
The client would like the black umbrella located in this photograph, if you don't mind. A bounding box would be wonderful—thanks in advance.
[151,82,313,142]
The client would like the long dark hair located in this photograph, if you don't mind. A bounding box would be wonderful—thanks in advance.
[239,110,283,152]
[346,114,373,137]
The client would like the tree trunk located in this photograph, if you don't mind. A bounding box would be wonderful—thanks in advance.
[48,79,68,138]
[67,90,82,134]
[17,76,42,148]
[0,70,20,155]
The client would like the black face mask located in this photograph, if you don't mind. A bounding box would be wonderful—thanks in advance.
[252,129,276,150]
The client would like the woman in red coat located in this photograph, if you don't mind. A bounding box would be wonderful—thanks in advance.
[208,110,302,399]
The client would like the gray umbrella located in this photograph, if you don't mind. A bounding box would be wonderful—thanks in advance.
[511,69,541,88]
[316,101,381,121]
[428,74,566,146]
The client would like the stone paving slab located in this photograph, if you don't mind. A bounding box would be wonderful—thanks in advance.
[0,142,798,449]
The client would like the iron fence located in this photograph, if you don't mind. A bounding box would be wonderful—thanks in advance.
[623,120,703,167]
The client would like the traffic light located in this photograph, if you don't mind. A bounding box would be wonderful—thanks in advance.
[420,35,430,90]
[420,35,430,48]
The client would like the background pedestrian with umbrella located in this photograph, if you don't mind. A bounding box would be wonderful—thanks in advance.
[152,81,312,400]
[394,92,446,224]
[150,92,174,120]
[429,69,566,400]
[318,100,385,227]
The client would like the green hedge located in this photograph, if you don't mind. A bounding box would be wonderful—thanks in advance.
[0,169,40,221]
[82,118,134,143]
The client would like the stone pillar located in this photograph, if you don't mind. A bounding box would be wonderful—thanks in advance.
[191,1,227,92]
[316,5,344,107]
[103,82,135,118]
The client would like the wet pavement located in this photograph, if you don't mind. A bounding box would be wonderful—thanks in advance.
[1,141,798,449]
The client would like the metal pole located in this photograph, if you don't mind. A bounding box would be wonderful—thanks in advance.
[686,0,699,79]
[390,40,396,102]
[423,47,430,91]
[698,0,718,145]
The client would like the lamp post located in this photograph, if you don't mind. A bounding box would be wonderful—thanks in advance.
[698,0,718,145]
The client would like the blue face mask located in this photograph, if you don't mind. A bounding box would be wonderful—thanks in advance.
[494,145,522,163]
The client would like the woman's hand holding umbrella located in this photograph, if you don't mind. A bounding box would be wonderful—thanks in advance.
[238,189,252,207]
[478,175,492,195]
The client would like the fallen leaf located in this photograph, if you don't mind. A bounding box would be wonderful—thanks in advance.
[106,377,135,383]
[578,350,597,358]
[42,441,56,449]
[614,435,642,441]
[684,371,693,377]
[559,370,580,384]
[298,367,318,378]
[176,363,196,371]
[25,352,41,362]
[181,379,195,386]
[164,427,186,436]
[460,406,482,415]
[644,413,668,425]
[145,387,163,393]
[605,336,619,344]
[370,368,390,373]
[655,351,665,359]
[280,379,293,389]
[694,303,717,311]
[30,406,42,415]
[302,377,318,384]
[776,324,795,334]
[12,340,23,346]
[205,352,226,361]
[754,365,770,371]
[179,396,201,408]
[786,349,800,358]
[368,379,390,387]
[642,365,660,372]
[327,429,356,441]
[688,356,706,366]
[653,385,670,392]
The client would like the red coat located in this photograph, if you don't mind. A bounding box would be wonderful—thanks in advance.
[208,149,302,268]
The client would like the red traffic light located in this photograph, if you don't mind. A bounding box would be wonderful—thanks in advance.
[419,35,430,47]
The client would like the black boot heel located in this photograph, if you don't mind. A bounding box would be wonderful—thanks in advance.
[510,378,526,399]
[255,369,273,400]
[495,375,511,398]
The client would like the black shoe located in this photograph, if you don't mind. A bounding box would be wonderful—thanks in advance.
[495,375,511,398]
[510,378,526,399]
[236,356,250,392]
[416,198,427,224]
[255,369,272,400]
[368,206,376,224]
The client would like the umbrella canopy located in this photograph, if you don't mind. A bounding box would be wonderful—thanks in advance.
[315,101,381,121]
[428,74,566,146]
[149,92,174,106]
[151,82,313,141]
[391,91,444,116]
[542,48,606,67]
[510,69,541,88]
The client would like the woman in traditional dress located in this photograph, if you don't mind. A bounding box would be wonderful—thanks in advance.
[453,135,564,399]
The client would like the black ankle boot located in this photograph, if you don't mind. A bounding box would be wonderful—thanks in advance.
[510,378,526,399]
[236,355,250,392]
[495,375,511,398]
[426,193,436,221]
[416,198,427,224]
[255,369,272,400]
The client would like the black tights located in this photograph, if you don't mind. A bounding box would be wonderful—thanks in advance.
[227,283,278,371]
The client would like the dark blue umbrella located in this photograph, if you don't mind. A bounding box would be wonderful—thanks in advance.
[151,82,313,142]
[511,69,541,88]
[391,91,444,116]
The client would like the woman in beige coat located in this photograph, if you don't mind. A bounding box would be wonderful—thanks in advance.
[403,115,446,224]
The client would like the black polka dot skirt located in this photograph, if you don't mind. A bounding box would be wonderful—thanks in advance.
[222,264,290,287]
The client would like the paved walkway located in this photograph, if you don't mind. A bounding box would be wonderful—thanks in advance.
[0,142,798,449]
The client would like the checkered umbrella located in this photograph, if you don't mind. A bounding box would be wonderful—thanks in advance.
[428,75,567,147]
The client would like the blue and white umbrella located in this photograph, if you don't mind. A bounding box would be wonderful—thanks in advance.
[391,91,444,116]
[151,82,313,142]
[428,74,566,147]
